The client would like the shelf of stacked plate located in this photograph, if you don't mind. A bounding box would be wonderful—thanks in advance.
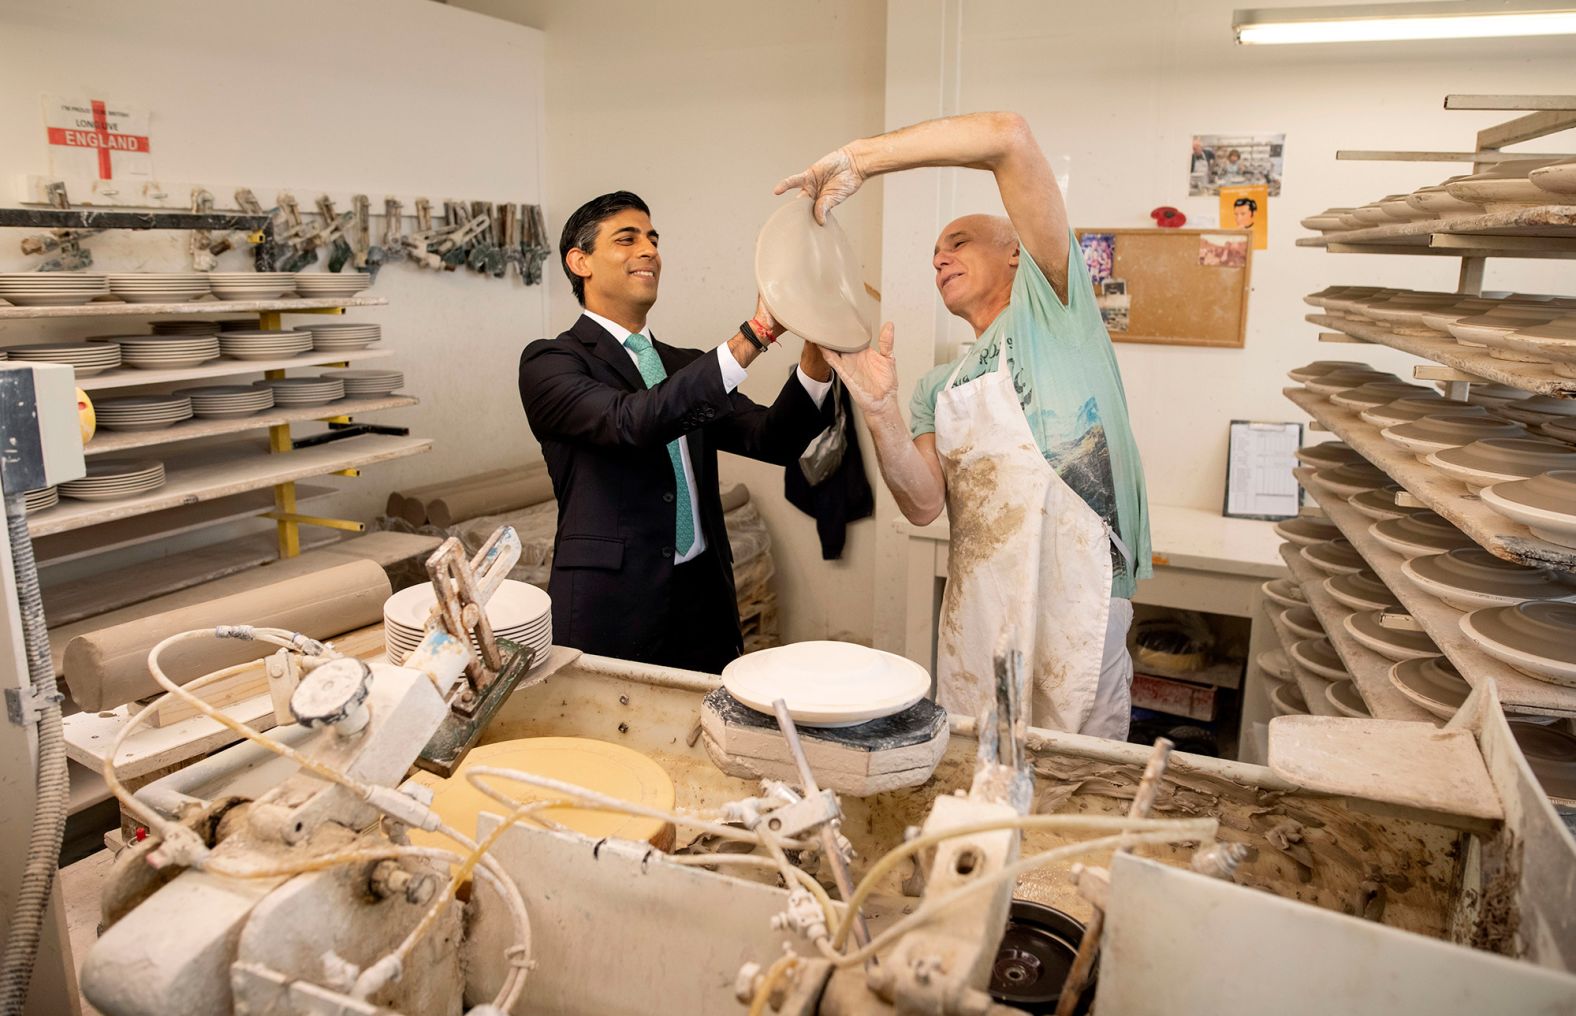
[0,295,386,319]
[83,394,419,456]
[1262,597,1340,717]
[1295,466,1576,718]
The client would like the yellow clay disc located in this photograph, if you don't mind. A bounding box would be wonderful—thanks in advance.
[406,736,675,851]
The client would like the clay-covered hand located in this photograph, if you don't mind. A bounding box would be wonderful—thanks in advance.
[753,294,783,340]
[773,146,866,225]
[824,321,898,415]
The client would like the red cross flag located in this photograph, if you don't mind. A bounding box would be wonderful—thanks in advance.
[43,95,152,182]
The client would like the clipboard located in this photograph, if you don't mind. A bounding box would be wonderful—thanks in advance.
[1223,420,1303,521]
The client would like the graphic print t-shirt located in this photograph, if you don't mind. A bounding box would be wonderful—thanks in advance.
[910,232,1152,599]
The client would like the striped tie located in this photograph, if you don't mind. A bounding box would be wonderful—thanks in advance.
[625,333,696,556]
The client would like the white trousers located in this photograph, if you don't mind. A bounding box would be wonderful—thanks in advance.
[1081,597,1135,741]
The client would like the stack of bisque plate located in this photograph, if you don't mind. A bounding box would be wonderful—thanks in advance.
[96,333,221,370]
[173,384,275,419]
[6,341,121,376]
[252,377,345,406]
[93,395,194,432]
[151,319,225,335]
[59,458,165,502]
[292,273,371,297]
[219,329,313,361]
[0,273,109,306]
[301,321,381,351]
[322,369,403,397]
[207,272,295,301]
[382,578,552,667]
[106,273,211,304]
[22,486,58,514]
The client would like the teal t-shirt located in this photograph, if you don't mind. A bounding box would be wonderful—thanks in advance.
[910,232,1152,600]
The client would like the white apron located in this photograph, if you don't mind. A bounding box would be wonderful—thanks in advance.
[933,340,1127,733]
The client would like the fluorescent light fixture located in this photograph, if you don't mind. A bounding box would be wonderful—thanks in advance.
[1234,0,1576,43]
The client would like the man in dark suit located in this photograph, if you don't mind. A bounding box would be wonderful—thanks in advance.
[518,191,833,673]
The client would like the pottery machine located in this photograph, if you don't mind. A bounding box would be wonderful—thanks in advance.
[75,528,1576,1016]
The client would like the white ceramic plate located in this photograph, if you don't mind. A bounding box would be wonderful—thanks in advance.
[723,640,930,727]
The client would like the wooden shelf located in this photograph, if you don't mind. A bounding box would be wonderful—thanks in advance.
[84,395,417,456]
[1284,386,1576,573]
[1278,543,1437,724]
[1296,466,1576,719]
[1263,605,1340,717]
[75,348,393,392]
[1305,313,1576,399]
[0,295,386,320]
[1297,204,1576,255]
[31,485,336,566]
[29,434,430,538]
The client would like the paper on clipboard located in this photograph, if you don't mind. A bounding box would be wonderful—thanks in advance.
[1225,420,1302,520]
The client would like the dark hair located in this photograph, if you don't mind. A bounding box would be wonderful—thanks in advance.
[559,191,651,306]
[1233,197,1258,213]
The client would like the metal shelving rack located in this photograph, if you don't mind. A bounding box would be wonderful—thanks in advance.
[1286,94,1576,721]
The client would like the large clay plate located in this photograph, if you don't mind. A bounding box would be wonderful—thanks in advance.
[1445,309,1557,347]
[1388,657,1468,720]
[1289,636,1348,681]
[1270,681,1308,717]
[1459,601,1576,686]
[1346,485,1428,522]
[1260,578,1306,609]
[1329,381,1427,411]
[1381,414,1526,459]
[1293,442,1364,470]
[1428,438,1576,491]
[1256,647,1292,682]
[1480,471,1576,549]
[723,640,930,727]
[1529,158,1576,197]
[756,196,871,353]
[1325,680,1370,718]
[1343,609,1439,662]
[1315,461,1390,499]
[1304,370,1400,397]
[1301,538,1366,576]
[1359,395,1453,428]
[1323,570,1399,612]
[1401,547,1576,611]
[1279,605,1325,640]
[1273,515,1340,546]
[1508,720,1576,803]
[1368,512,1474,557]
[1406,186,1482,216]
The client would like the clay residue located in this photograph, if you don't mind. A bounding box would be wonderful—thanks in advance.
[1464,835,1523,956]
[938,447,1028,644]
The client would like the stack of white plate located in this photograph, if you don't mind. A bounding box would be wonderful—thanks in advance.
[22,487,58,513]
[93,395,194,432]
[5,341,122,376]
[218,329,313,360]
[106,273,211,304]
[173,384,276,418]
[59,458,165,502]
[323,369,403,397]
[301,321,381,351]
[252,377,345,406]
[152,319,225,335]
[101,333,221,369]
[0,273,109,306]
[208,272,295,301]
[383,578,552,667]
[292,273,371,297]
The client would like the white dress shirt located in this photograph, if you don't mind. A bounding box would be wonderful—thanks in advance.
[582,311,830,564]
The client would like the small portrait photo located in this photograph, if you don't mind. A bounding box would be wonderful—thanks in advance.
[1188,133,1284,196]
[1219,184,1269,250]
[1097,277,1130,332]
[1079,232,1116,284]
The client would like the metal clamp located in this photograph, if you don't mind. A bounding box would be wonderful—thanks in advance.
[6,685,63,726]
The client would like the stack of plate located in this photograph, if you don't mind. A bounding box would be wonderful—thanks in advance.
[208,272,295,301]
[301,321,381,351]
[106,273,211,304]
[59,458,165,502]
[219,329,313,360]
[152,319,225,335]
[0,273,109,306]
[292,273,371,297]
[252,377,345,406]
[173,384,275,418]
[100,333,221,370]
[322,369,403,397]
[22,487,58,514]
[93,395,194,432]
[383,578,552,667]
[6,341,121,376]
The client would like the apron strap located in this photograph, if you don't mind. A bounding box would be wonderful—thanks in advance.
[943,333,1010,388]
[1105,520,1135,573]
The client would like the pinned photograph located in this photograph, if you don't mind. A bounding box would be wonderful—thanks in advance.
[1198,233,1248,268]
[1188,133,1284,196]
[1219,184,1269,250]
[1097,278,1130,332]
[1079,232,1116,284]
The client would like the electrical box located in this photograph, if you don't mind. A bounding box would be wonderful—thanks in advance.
[0,363,86,497]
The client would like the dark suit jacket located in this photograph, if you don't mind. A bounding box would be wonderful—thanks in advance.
[518,313,825,667]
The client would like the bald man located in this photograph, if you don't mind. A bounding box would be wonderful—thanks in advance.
[776,112,1151,739]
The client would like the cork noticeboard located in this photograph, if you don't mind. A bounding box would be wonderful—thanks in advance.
[1075,227,1252,348]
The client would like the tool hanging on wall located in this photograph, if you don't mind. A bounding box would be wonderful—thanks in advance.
[466,200,501,275]
[316,196,354,272]
[350,194,373,272]
[275,193,316,272]
[500,204,525,280]
[189,189,218,271]
[525,204,549,285]
[404,198,442,269]
[205,188,264,260]
[20,184,100,271]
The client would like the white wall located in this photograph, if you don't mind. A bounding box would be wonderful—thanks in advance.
[454,0,889,645]
[0,0,545,573]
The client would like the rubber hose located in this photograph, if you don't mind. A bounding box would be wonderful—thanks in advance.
[0,494,70,1015]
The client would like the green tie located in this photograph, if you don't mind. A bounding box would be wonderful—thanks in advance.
[625,333,696,556]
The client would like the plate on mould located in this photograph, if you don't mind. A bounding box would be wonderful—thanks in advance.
[722,641,930,727]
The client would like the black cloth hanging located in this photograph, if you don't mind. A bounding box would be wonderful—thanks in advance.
[784,372,874,559]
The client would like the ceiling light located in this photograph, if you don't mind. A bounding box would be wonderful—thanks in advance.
[1233,1,1576,44]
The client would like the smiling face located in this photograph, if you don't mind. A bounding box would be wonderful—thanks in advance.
[1233,204,1255,228]
[933,215,1019,328]
[569,208,662,320]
